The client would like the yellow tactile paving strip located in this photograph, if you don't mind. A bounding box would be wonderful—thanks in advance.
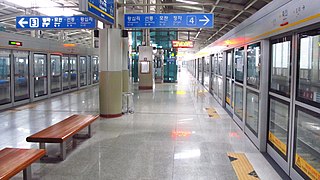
[205,107,220,119]
[227,153,260,180]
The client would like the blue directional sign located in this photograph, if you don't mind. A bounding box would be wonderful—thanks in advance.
[16,16,96,29]
[79,0,114,25]
[124,13,213,29]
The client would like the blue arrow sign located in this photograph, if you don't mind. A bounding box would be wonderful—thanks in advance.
[16,16,96,29]
[124,13,214,29]
[79,0,114,25]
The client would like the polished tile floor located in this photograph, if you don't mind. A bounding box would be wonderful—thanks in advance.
[1,68,285,180]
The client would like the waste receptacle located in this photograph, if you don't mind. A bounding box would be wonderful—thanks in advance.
[122,92,134,114]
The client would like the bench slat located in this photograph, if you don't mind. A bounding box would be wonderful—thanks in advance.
[26,114,99,143]
[0,148,46,180]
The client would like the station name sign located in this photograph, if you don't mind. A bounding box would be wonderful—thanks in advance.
[172,40,194,48]
[16,16,96,29]
[79,0,114,25]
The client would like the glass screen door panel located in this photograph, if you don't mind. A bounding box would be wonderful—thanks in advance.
[80,56,87,87]
[51,55,62,93]
[33,54,47,97]
[246,90,259,136]
[218,77,223,100]
[247,43,261,89]
[268,96,289,160]
[62,56,69,90]
[227,51,233,78]
[14,51,29,101]
[234,84,243,120]
[0,50,11,105]
[297,30,320,108]
[293,107,320,180]
[235,47,245,83]
[270,37,292,97]
[88,56,92,85]
[204,57,210,89]
[70,56,77,89]
[93,56,99,83]
[218,53,223,76]
[226,79,232,106]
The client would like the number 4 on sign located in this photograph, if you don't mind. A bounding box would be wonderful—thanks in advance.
[187,16,196,26]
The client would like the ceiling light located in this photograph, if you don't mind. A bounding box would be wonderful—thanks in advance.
[176,0,199,5]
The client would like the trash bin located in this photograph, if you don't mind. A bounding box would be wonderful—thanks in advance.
[122,92,134,114]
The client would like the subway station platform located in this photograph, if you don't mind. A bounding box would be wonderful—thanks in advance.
[0,68,287,180]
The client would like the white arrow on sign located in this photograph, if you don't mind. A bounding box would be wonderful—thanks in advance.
[18,18,28,28]
[199,15,210,26]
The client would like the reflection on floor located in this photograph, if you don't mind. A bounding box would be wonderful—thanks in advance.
[1,68,283,180]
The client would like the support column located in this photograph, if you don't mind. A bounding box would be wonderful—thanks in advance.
[122,31,129,92]
[99,28,123,118]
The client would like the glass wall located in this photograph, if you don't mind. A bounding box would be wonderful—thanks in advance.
[0,50,11,105]
[51,55,62,93]
[70,55,77,89]
[270,37,291,96]
[235,47,244,83]
[33,54,47,97]
[247,43,261,89]
[79,56,87,87]
[14,51,29,101]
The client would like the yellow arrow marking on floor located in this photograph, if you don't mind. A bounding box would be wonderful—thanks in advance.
[227,153,260,180]
[205,107,220,119]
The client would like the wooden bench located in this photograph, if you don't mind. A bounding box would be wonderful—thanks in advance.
[26,114,99,161]
[0,148,46,180]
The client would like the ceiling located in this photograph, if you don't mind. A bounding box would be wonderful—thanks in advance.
[0,0,272,50]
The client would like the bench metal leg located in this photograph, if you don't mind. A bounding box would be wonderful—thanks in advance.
[73,124,92,139]
[88,124,92,138]
[39,142,46,150]
[23,166,32,180]
[60,141,67,160]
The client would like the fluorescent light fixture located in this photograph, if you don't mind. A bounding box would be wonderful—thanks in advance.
[176,0,199,5]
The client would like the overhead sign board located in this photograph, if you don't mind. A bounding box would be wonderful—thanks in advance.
[124,13,213,29]
[16,16,96,29]
[172,40,194,48]
[79,0,114,25]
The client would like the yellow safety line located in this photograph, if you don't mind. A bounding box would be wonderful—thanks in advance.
[227,153,260,180]
[88,2,114,20]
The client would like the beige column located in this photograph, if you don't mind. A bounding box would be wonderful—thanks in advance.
[122,33,129,92]
[99,28,123,118]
